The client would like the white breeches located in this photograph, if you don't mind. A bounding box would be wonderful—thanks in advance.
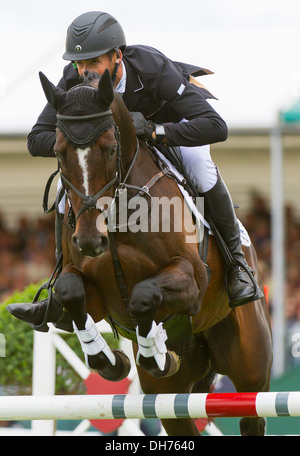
[179,143,217,193]
[178,119,218,193]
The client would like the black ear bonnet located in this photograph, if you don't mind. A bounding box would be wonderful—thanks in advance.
[39,69,114,149]
[56,85,114,149]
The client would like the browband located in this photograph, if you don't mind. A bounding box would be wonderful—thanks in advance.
[56,109,112,121]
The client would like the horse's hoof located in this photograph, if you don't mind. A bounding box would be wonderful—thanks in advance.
[89,349,131,382]
[139,350,181,378]
[165,351,181,377]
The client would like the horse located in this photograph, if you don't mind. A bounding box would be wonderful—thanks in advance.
[37,69,272,436]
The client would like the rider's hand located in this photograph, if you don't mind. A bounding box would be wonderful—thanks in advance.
[130,112,165,145]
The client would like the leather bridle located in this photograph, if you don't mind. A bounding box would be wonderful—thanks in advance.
[56,109,141,228]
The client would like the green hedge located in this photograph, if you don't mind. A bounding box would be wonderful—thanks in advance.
[0,281,118,395]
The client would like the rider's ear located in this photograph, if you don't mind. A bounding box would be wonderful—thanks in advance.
[96,69,114,109]
[39,72,67,111]
[115,49,122,64]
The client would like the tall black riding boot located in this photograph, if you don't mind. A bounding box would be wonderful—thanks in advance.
[7,214,73,332]
[203,173,263,308]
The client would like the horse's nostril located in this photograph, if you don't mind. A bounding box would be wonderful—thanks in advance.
[100,235,109,251]
[72,234,79,249]
[72,234,83,252]
[72,233,109,257]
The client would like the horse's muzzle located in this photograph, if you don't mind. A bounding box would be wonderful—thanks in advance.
[72,233,109,258]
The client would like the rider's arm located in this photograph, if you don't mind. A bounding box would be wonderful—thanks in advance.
[27,102,57,157]
[156,60,228,147]
[27,64,80,158]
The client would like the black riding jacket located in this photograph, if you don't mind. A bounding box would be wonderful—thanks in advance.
[27,45,228,157]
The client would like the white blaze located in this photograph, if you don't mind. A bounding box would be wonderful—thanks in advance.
[76,148,90,195]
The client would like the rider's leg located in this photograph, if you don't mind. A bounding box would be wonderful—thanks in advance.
[180,144,263,307]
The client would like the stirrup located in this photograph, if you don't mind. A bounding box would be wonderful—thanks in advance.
[27,287,53,333]
[29,252,67,332]
[225,259,264,308]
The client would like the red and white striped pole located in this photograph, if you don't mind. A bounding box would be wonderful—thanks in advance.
[0,392,299,421]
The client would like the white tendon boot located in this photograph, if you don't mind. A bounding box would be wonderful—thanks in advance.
[73,314,116,368]
[136,321,168,371]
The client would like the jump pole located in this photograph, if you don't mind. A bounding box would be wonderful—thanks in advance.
[1,392,300,421]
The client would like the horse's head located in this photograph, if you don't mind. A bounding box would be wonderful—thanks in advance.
[39,69,123,258]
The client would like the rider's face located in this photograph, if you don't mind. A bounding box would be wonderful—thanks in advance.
[75,53,117,79]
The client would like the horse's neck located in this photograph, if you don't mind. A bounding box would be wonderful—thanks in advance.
[112,95,160,183]
[128,142,160,188]
[112,97,137,166]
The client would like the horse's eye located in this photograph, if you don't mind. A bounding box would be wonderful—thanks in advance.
[108,145,117,159]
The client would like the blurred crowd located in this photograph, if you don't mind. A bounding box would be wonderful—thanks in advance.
[244,194,300,321]
[243,194,300,368]
[0,212,56,302]
[1,194,300,309]
[0,194,300,366]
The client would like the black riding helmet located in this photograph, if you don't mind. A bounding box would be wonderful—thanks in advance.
[63,11,126,61]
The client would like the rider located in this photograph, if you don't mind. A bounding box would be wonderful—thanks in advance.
[9,11,262,331]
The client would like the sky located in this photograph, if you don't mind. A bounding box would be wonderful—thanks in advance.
[1,0,300,133]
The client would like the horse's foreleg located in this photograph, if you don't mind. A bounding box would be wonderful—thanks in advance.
[128,256,205,331]
[128,256,207,378]
[55,272,87,329]
[55,271,130,381]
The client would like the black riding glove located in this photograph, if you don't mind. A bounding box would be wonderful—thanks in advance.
[130,112,166,145]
